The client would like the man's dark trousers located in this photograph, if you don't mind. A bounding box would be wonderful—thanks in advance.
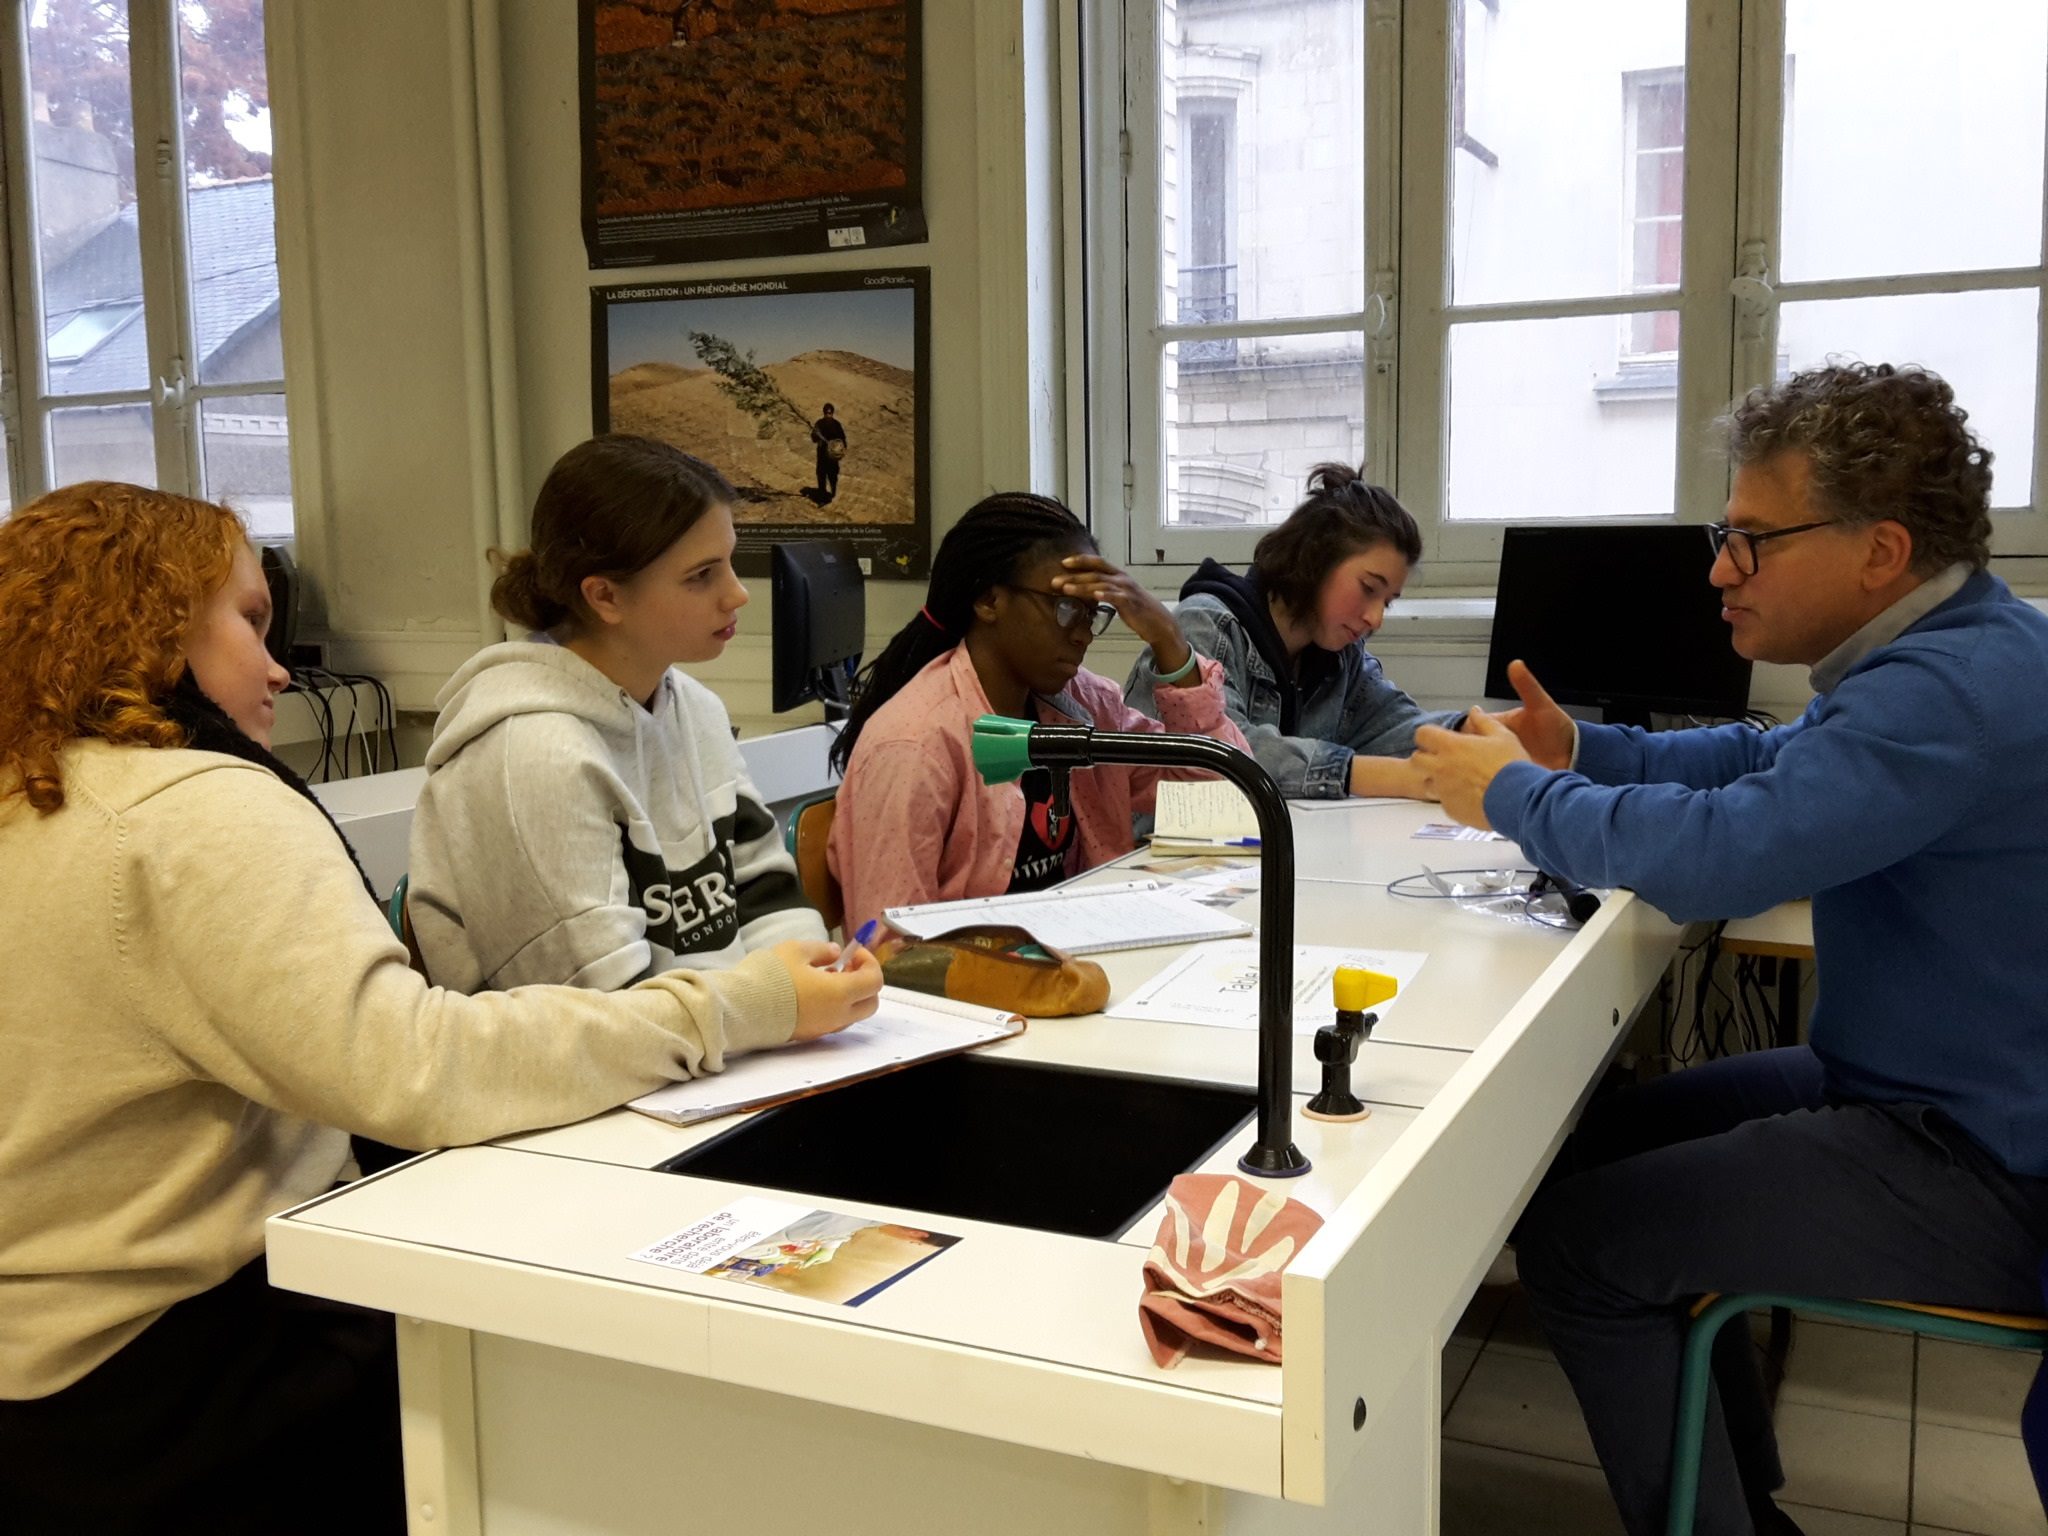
[1517,1046,2048,1536]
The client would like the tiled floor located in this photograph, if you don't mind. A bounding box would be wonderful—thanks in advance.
[1441,1284,2047,1536]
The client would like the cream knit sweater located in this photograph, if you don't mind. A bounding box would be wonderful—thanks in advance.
[0,741,795,1399]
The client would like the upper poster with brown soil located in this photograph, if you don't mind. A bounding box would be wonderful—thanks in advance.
[581,0,925,266]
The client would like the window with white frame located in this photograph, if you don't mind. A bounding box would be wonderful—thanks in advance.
[1091,0,2048,585]
[0,0,291,536]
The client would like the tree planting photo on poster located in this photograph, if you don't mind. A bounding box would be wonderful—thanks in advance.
[594,268,930,578]
[580,0,925,267]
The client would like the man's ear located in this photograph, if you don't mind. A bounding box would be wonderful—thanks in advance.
[580,572,626,626]
[1863,519,1916,590]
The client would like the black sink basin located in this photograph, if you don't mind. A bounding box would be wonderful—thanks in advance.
[657,1053,1257,1240]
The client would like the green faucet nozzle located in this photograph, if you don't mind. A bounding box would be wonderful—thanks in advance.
[971,714,1038,786]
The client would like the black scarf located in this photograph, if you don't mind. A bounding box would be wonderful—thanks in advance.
[160,673,379,904]
[1177,559,1340,735]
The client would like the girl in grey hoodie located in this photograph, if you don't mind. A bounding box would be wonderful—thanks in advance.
[409,436,843,996]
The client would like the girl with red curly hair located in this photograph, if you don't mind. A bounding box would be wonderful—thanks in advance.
[0,484,880,1532]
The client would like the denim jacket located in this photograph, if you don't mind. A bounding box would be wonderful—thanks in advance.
[1125,593,1461,799]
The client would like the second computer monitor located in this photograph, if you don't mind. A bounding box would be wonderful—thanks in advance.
[1483,525,1752,729]
[771,540,866,718]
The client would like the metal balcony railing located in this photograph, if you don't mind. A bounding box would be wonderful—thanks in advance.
[1176,263,1238,367]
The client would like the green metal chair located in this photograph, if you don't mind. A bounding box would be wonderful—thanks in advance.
[384,872,427,977]
[1667,1293,2048,1536]
[385,872,408,939]
[782,790,843,934]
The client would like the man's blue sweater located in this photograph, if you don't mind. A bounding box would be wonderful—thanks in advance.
[1484,570,2048,1176]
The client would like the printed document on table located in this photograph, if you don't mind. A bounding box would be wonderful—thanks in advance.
[630,1196,960,1307]
[1106,941,1428,1034]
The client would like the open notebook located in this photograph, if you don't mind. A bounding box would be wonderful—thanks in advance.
[882,878,1251,955]
[627,987,1024,1127]
[1149,780,1262,856]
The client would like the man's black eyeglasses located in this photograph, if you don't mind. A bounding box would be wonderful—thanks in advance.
[1705,520,1836,576]
[1000,585,1116,636]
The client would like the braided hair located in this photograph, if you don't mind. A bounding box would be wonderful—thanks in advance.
[829,492,1094,775]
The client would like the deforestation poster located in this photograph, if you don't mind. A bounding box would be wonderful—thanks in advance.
[593,268,931,579]
[580,0,926,266]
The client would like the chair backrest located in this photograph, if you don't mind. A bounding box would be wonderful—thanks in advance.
[385,873,430,979]
[786,791,844,934]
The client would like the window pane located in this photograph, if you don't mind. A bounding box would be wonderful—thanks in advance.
[29,0,149,397]
[1635,150,1682,217]
[1631,220,1682,291]
[1780,1,2046,283]
[1630,308,1680,356]
[1777,289,2039,508]
[1447,313,1679,520]
[49,403,156,487]
[180,0,281,387]
[1162,334,1365,528]
[1451,2,1687,306]
[1160,0,1365,326]
[0,428,13,517]
[199,395,293,539]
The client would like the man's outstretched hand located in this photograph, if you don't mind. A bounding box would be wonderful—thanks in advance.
[1411,710,1532,831]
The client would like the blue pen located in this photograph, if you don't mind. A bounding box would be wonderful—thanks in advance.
[832,918,880,971]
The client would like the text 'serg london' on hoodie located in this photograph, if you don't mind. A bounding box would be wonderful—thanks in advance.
[408,640,824,994]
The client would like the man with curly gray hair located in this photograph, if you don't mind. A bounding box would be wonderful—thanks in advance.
[1411,362,2048,1536]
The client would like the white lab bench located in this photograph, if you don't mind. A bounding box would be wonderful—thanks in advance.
[267,799,1683,1535]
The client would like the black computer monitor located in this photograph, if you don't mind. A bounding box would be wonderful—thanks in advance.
[1483,525,1752,728]
[771,541,865,718]
[258,543,300,669]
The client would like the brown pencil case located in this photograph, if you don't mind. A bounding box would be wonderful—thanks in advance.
[871,923,1110,1018]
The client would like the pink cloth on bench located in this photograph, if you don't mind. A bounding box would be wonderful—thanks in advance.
[1138,1173,1324,1368]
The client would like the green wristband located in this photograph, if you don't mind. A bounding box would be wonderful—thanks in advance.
[1156,647,1202,686]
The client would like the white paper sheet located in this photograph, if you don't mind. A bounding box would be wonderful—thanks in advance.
[883,879,1250,953]
[1106,941,1429,1034]
[627,988,1022,1126]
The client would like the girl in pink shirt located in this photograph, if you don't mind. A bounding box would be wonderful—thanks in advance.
[826,493,1250,932]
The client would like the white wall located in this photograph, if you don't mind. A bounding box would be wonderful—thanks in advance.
[273,1,487,682]
[277,0,1057,735]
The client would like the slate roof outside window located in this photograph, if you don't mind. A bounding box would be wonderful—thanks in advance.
[42,178,279,396]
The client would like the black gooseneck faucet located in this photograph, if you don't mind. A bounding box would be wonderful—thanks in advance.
[971,716,1309,1178]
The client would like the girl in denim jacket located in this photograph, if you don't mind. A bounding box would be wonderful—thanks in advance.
[1126,463,1458,800]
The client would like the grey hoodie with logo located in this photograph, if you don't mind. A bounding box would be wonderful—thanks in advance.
[408,640,823,995]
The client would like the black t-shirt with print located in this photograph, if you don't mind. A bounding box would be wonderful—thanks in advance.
[1009,768,1076,892]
